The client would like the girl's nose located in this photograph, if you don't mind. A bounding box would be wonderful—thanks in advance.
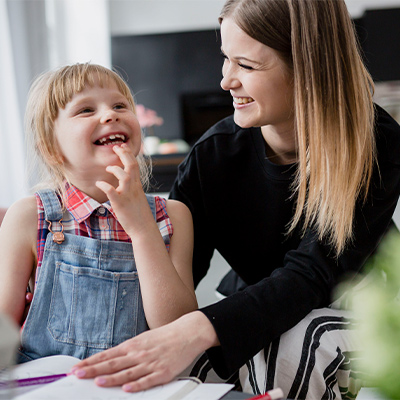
[100,109,119,124]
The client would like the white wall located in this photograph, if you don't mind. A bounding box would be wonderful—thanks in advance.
[109,0,400,36]
[346,0,400,17]
[110,0,224,36]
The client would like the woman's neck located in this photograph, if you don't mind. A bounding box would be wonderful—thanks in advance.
[261,124,298,165]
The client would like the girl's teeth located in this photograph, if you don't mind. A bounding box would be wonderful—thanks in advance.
[98,134,126,144]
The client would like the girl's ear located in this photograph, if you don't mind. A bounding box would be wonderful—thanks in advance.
[47,152,64,166]
[45,141,64,166]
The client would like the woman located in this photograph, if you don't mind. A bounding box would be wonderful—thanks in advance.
[72,1,400,398]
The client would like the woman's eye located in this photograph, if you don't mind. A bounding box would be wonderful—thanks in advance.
[238,63,254,71]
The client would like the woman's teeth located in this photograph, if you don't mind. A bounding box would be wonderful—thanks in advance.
[234,97,254,104]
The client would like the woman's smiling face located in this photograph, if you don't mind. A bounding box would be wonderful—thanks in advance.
[220,17,294,133]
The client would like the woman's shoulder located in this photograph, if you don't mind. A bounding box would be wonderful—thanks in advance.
[193,115,243,145]
[375,104,400,165]
[186,115,257,163]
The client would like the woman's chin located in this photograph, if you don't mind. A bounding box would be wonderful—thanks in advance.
[233,113,257,129]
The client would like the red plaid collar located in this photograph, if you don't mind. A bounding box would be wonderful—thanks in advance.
[64,182,115,223]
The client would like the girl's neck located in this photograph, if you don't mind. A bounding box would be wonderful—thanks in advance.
[65,178,113,204]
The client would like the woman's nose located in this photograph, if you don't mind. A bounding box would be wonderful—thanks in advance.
[220,65,240,91]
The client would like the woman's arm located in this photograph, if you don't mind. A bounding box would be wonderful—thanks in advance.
[96,144,197,328]
[0,197,37,325]
[72,310,219,392]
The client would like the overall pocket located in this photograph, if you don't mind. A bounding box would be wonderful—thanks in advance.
[47,261,140,349]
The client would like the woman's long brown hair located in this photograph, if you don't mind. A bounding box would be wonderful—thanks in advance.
[219,0,376,254]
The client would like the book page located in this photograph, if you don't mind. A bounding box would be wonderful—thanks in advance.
[5,355,79,397]
[178,383,234,400]
[8,356,234,400]
[14,375,196,400]
[10,355,79,380]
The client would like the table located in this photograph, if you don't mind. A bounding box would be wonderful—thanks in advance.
[222,390,254,399]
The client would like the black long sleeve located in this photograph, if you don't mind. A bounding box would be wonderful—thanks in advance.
[170,105,400,378]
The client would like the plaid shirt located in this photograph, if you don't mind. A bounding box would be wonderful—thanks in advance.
[35,184,173,284]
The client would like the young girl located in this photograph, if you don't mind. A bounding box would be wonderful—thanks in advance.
[0,63,197,363]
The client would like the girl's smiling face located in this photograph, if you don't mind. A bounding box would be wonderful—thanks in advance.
[220,17,294,133]
[53,77,142,189]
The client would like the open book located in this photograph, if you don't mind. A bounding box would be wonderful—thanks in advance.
[4,355,234,400]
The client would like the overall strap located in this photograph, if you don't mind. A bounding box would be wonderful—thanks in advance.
[36,189,63,222]
[145,194,157,220]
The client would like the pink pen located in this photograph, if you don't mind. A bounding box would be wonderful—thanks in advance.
[14,373,70,387]
[248,388,284,400]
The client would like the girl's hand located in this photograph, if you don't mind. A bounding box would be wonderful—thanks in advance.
[21,291,33,325]
[96,144,151,236]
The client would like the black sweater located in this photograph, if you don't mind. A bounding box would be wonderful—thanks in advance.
[170,105,400,378]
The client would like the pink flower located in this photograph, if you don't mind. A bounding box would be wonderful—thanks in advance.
[135,104,164,128]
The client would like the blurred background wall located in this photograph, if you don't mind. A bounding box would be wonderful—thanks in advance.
[1,0,400,222]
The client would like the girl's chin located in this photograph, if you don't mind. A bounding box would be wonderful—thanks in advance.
[101,155,124,166]
[95,176,119,190]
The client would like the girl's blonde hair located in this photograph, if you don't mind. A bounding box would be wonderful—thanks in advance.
[219,0,376,254]
[25,62,151,200]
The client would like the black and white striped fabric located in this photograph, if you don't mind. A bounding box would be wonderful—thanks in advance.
[179,352,242,390]
[179,308,366,398]
[240,308,366,399]
[182,269,381,398]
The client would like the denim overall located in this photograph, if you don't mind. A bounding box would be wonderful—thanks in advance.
[18,190,159,363]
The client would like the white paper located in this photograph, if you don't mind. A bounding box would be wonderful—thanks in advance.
[10,355,79,380]
[6,355,79,397]
[180,383,234,400]
[15,376,193,400]
[9,355,234,400]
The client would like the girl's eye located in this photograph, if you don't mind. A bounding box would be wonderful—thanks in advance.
[79,108,93,114]
[114,103,127,110]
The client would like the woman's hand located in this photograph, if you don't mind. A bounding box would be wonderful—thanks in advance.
[71,311,219,392]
